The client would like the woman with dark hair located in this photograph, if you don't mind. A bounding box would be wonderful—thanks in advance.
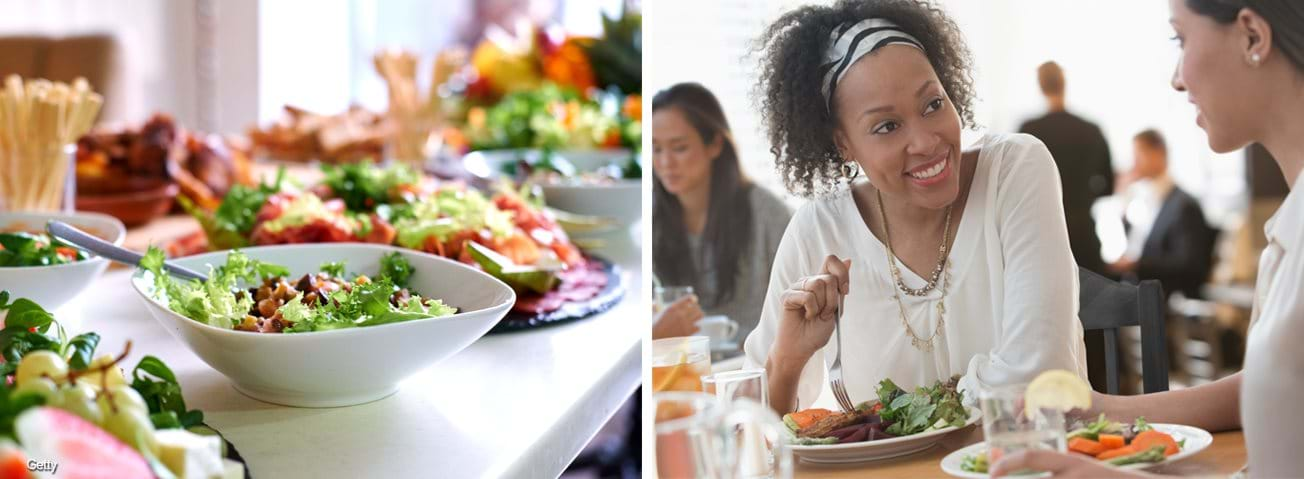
[651,82,793,346]
[742,0,1088,415]
[992,0,1304,476]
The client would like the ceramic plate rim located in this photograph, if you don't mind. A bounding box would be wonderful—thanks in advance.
[790,405,984,452]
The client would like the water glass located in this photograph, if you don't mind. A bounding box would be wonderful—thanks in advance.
[702,368,768,410]
[654,392,792,479]
[979,383,1067,464]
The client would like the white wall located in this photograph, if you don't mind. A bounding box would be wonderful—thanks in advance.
[0,0,200,127]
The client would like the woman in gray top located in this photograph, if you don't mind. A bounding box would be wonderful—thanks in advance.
[651,83,792,352]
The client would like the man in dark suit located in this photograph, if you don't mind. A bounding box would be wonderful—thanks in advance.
[1020,61,1115,275]
[1110,129,1216,300]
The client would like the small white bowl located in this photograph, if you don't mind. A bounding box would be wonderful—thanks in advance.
[463,149,642,227]
[0,211,127,310]
[131,243,515,407]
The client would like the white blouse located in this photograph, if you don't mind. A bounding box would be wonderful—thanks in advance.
[1241,169,1304,477]
[743,133,1089,408]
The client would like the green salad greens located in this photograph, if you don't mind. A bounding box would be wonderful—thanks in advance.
[139,247,455,334]
[320,162,421,212]
[180,168,288,250]
[0,232,89,267]
[874,375,969,436]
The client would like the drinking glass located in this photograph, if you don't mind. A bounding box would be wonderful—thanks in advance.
[979,383,1067,464]
[652,336,712,392]
[654,392,793,479]
[702,368,768,410]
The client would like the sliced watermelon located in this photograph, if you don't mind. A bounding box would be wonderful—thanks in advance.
[15,407,152,479]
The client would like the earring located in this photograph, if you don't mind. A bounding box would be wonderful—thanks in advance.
[840,161,860,180]
[1250,53,1262,65]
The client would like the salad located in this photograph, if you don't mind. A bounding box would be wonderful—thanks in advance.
[181,162,605,316]
[0,232,88,267]
[463,83,640,152]
[0,291,243,478]
[140,247,455,334]
[784,376,970,446]
[960,415,1185,473]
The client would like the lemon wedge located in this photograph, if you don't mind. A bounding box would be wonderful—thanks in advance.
[1023,369,1092,419]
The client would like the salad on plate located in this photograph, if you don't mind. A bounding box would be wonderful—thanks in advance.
[785,376,971,446]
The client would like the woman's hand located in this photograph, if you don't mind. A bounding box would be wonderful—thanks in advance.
[990,450,1152,478]
[771,255,850,366]
[652,295,705,339]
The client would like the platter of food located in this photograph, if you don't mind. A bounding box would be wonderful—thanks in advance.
[0,291,251,478]
[166,162,623,333]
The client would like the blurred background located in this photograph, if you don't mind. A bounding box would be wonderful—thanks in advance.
[649,0,1274,393]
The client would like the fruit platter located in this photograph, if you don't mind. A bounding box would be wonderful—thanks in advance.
[0,291,249,479]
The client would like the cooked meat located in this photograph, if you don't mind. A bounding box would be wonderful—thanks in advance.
[798,410,870,438]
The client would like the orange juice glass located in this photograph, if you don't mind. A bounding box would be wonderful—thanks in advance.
[651,336,712,392]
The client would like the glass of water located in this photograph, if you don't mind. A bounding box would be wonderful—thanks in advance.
[701,368,768,410]
[979,383,1067,464]
[654,285,695,314]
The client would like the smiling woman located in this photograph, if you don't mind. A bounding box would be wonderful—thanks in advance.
[741,0,1090,416]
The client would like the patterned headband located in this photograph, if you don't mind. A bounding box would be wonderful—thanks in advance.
[819,18,927,114]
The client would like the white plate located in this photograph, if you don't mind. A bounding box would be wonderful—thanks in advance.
[790,406,983,464]
[939,423,1214,478]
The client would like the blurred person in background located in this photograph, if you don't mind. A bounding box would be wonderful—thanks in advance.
[1019,61,1115,276]
[651,82,793,351]
[1109,128,1216,300]
[1019,60,1115,393]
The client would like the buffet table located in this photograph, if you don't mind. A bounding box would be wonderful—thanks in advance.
[68,219,644,478]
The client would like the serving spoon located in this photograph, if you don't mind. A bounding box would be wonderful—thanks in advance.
[46,220,209,282]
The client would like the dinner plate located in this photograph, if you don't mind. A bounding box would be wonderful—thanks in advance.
[939,423,1214,478]
[486,257,625,334]
[790,406,983,464]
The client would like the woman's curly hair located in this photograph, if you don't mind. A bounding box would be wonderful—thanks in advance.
[753,0,977,198]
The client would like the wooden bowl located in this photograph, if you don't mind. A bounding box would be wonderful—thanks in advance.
[75,183,179,227]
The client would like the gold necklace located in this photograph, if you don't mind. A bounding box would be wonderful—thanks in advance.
[876,191,952,296]
[876,190,952,352]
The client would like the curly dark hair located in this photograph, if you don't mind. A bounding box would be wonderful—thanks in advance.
[754,0,977,198]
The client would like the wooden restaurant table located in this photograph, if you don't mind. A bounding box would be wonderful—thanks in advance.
[795,427,1247,478]
[67,216,644,478]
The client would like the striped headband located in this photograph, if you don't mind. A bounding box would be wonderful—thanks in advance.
[819,18,927,114]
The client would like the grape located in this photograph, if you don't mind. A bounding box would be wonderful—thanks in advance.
[96,384,148,417]
[75,355,127,391]
[103,408,157,454]
[12,377,59,401]
[15,350,68,386]
[56,383,103,425]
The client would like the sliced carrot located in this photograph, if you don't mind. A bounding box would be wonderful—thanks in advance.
[1098,434,1126,450]
[1068,437,1106,456]
[1132,430,1181,456]
[1096,445,1138,460]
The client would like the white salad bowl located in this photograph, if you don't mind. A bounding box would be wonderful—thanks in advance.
[0,211,126,310]
[130,243,515,408]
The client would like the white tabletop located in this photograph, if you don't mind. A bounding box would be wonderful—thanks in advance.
[65,224,644,479]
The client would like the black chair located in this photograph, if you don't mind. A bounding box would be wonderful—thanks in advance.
[1077,268,1169,394]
